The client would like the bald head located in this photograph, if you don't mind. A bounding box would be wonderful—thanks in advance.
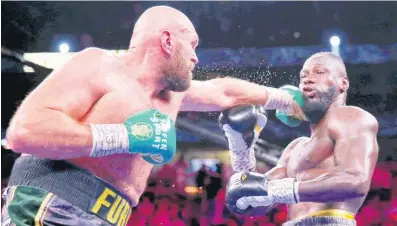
[306,52,347,78]
[130,6,196,48]
[126,6,199,92]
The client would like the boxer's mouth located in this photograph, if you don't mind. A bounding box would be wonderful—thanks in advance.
[303,87,316,97]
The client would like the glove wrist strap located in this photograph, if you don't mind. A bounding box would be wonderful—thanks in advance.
[263,87,293,111]
[230,147,256,172]
[268,178,300,204]
[89,124,129,157]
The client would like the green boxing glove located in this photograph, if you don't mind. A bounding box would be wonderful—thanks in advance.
[124,109,177,164]
[275,85,305,127]
[89,109,177,165]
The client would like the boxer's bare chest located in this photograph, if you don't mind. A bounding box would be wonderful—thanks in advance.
[71,71,183,204]
[286,130,335,181]
[285,130,337,219]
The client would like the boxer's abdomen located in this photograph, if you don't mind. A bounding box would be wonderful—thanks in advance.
[287,202,331,220]
[71,155,152,205]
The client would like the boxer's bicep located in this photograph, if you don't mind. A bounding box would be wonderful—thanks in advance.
[7,48,107,158]
[14,48,106,118]
[32,48,107,116]
[334,133,378,191]
[332,111,379,192]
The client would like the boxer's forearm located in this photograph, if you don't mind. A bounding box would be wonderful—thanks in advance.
[182,78,287,112]
[7,110,93,159]
[297,171,368,203]
[211,78,299,111]
[209,78,272,108]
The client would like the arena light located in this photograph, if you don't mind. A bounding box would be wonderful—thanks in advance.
[1,138,10,150]
[329,36,341,47]
[329,35,341,56]
[59,43,70,53]
[184,186,202,194]
[23,65,35,73]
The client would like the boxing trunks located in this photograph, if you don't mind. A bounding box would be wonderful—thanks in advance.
[1,156,133,226]
[282,209,356,226]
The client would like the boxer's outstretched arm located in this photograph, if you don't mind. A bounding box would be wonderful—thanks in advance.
[180,78,290,112]
[298,107,379,203]
[180,78,269,111]
[6,48,106,159]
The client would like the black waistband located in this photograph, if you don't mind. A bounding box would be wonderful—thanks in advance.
[8,156,134,214]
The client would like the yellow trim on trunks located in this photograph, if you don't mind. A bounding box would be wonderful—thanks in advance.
[298,209,355,220]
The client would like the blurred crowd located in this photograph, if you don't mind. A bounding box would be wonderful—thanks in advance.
[124,155,397,226]
[1,150,397,226]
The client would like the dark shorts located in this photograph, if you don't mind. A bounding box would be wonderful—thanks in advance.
[1,156,133,226]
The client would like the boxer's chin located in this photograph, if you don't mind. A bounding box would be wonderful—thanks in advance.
[164,72,191,92]
[302,99,328,123]
[302,86,336,123]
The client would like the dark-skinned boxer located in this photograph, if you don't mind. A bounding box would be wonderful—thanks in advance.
[220,52,379,226]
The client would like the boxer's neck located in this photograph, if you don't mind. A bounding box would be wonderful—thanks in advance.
[121,50,168,97]
[309,93,346,132]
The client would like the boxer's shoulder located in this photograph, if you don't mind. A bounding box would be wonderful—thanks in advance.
[73,47,108,60]
[55,47,109,73]
[80,47,105,54]
[289,136,310,147]
[64,48,124,84]
[328,106,377,125]
[326,106,378,137]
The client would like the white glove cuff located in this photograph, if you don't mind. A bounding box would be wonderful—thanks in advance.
[268,178,300,204]
[223,124,257,172]
[263,87,294,111]
[90,124,129,157]
[230,147,256,172]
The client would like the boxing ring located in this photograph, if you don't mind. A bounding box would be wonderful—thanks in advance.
[2,2,397,225]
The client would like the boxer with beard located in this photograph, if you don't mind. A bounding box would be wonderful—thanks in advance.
[221,52,379,226]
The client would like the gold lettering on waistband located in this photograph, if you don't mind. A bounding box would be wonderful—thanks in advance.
[117,201,132,226]
[91,187,116,214]
[90,187,132,226]
[107,197,124,223]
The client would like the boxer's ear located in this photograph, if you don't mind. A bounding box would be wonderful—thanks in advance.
[340,75,349,92]
[160,30,172,55]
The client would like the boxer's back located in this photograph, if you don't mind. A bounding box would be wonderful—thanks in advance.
[285,111,366,220]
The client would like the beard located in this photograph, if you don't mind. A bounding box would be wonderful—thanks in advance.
[162,49,191,92]
[163,71,191,92]
[302,86,336,124]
